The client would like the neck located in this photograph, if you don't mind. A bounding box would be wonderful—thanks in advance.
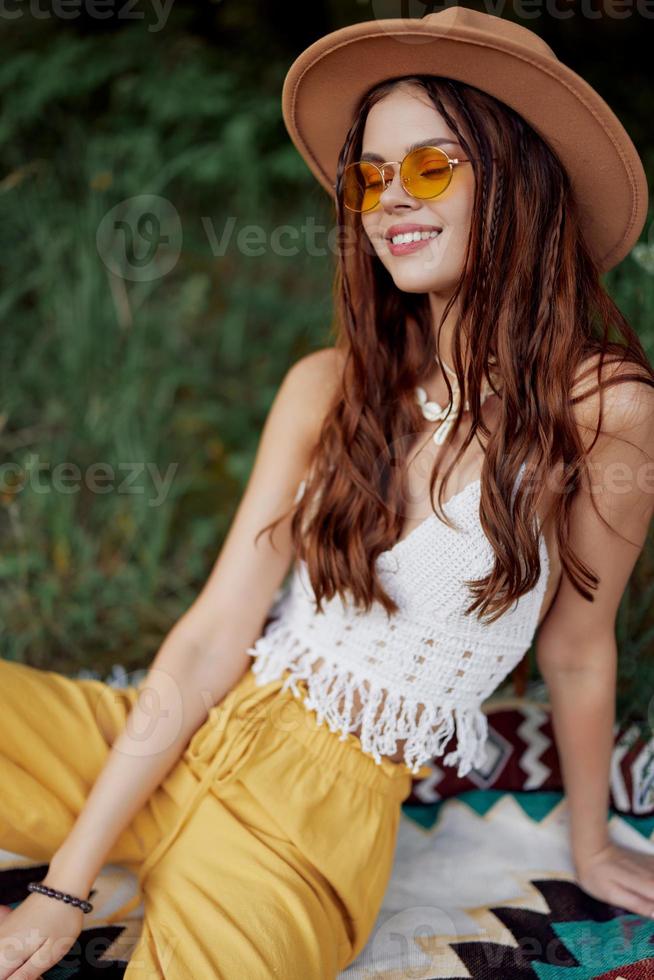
[418,355,503,409]
[427,292,465,371]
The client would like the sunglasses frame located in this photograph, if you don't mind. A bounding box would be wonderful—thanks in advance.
[342,145,479,213]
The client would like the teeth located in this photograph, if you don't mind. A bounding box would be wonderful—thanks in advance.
[390,229,440,245]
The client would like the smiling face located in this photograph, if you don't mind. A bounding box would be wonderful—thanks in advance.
[359,83,476,297]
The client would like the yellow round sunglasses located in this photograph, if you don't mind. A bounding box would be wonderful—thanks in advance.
[342,145,480,213]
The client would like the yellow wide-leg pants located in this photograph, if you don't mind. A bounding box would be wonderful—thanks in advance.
[0,656,428,978]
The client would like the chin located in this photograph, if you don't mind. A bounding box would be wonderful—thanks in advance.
[387,268,453,293]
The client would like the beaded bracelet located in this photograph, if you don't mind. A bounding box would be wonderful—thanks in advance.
[27,880,93,914]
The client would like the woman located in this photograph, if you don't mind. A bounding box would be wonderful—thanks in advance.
[1,8,653,979]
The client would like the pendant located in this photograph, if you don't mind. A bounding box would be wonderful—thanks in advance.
[414,372,496,446]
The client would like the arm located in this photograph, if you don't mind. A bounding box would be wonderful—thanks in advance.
[536,637,616,867]
[536,356,654,910]
[42,347,343,899]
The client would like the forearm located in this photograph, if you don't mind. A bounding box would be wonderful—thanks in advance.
[538,639,617,870]
[43,616,252,897]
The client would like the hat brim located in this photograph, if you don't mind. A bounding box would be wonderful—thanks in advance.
[282,17,648,275]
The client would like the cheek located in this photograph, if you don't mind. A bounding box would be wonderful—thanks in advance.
[360,217,376,243]
[435,195,473,254]
[360,218,384,260]
[456,176,476,231]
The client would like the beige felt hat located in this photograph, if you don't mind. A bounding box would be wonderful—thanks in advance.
[281,5,649,274]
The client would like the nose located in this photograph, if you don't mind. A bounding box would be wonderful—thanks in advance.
[378,166,420,211]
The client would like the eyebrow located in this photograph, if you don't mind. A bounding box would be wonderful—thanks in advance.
[360,138,459,162]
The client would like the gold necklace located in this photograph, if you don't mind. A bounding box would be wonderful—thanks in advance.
[415,358,499,446]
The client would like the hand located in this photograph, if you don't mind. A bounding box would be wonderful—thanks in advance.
[0,892,84,980]
[575,841,654,919]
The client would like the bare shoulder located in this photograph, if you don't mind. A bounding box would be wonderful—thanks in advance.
[569,348,654,529]
[570,351,654,442]
[288,346,345,390]
[284,346,345,442]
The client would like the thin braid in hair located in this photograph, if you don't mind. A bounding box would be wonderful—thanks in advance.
[532,186,565,352]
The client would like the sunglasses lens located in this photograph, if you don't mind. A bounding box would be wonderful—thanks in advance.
[343,162,384,212]
[403,147,452,198]
[342,148,453,211]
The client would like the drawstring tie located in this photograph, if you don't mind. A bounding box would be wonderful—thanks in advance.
[104,677,276,926]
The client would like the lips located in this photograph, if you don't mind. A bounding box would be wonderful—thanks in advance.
[385,223,442,241]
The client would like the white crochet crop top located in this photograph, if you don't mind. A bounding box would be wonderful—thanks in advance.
[247,461,550,777]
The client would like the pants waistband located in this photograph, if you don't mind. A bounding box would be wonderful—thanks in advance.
[270,671,419,801]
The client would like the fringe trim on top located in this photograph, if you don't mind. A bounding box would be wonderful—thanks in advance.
[247,620,490,778]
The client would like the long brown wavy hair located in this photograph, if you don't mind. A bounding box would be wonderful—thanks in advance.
[259,75,654,624]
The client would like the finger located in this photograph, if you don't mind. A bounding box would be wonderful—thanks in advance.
[26,932,76,980]
[0,938,29,980]
[0,922,48,980]
[6,941,49,980]
[628,854,654,877]
[0,925,43,977]
[612,865,654,901]
[0,944,45,980]
[606,882,654,920]
[616,852,654,882]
